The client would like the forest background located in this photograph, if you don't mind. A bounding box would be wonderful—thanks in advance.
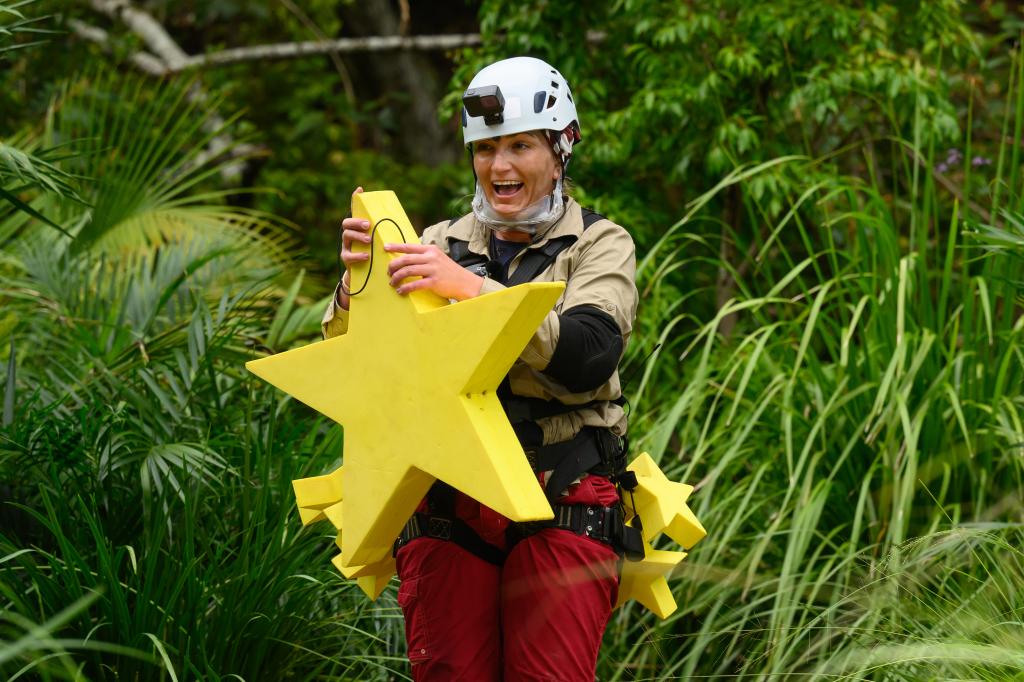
[2,0,1024,679]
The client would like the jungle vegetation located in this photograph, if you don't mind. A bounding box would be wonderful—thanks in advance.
[2,0,1023,679]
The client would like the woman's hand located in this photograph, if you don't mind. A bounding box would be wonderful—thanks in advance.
[384,242,484,301]
[337,187,370,311]
[337,186,483,306]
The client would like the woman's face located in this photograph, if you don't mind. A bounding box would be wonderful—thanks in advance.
[472,132,561,219]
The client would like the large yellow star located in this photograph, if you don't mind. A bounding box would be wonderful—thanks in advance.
[626,452,707,548]
[615,538,687,619]
[247,191,560,567]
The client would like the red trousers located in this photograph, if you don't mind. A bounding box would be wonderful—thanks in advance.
[395,477,620,681]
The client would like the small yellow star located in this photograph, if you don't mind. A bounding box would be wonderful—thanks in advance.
[616,537,687,619]
[248,191,560,567]
[626,452,707,548]
[294,468,344,525]
[293,466,397,600]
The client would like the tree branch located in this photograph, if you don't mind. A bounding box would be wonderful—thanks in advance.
[173,33,484,73]
[68,18,166,76]
[79,1,604,77]
[82,1,256,182]
[89,0,189,70]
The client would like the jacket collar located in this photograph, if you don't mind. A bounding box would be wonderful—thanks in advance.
[449,197,584,256]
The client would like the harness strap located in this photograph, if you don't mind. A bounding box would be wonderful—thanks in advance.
[445,206,606,286]
[505,236,575,286]
[393,512,507,566]
[508,503,645,561]
[580,208,605,229]
[395,502,643,563]
[524,426,625,502]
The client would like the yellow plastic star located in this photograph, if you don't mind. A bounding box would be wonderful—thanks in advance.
[615,538,687,619]
[248,191,560,567]
[332,533,396,601]
[294,468,344,526]
[626,452,707,548]
[293,466,397,600]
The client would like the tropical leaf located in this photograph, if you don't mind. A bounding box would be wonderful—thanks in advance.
[46,70,295,265]
[0,1,53,58]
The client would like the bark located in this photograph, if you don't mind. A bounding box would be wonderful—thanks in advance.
[338,0,458,165]
[715,185,742,339]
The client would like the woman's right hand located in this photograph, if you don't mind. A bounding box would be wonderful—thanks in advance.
[337,187,370,311]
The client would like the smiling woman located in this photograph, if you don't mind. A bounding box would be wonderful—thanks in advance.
[326,56,639,682]
[471,131,562,238]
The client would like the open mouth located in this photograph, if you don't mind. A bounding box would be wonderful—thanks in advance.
[493,180,524,197]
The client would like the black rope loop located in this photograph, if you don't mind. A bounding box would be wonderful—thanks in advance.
[339,217,411,298]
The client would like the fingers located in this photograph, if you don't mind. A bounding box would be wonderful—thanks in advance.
[341,186,370,260]
[384,246,440,276]
[340,190,371,265]
[341,228,370,267]
[394,277,437,296]
[383,243,430,254]
[389,264,433,288]
[342,221,371,253]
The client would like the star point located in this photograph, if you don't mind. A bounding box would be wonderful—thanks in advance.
[627,452,707,547]
[616,538,687,619]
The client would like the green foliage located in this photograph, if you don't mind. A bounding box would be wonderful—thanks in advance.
[0,0,52,58]
[2,0,1024,679]
[462,0,981,242]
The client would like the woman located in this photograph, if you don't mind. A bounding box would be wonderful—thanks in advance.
[326,56,638,681]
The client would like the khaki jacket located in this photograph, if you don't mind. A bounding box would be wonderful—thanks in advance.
[321,197,638,445]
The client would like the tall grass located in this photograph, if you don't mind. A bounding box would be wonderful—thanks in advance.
[597,50,1024,681]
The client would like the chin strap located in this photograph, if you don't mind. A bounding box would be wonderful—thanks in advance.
[471,178,565,235]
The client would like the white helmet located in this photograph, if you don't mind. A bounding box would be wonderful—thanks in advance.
[461,57,581,163]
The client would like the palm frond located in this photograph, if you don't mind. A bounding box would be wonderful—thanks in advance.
[45,70,296,264]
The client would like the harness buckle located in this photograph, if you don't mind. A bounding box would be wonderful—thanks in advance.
[427,516,453,540]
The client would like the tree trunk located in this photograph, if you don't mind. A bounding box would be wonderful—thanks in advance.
[338,0,457,165]
[715,185,742,339]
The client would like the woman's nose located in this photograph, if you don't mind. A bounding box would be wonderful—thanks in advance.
[491,148,512,171]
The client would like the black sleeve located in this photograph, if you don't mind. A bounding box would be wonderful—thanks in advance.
[542,304,624,393]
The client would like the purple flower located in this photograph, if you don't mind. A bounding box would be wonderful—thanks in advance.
[972,156,992,167]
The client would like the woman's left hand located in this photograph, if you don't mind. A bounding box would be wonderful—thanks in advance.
[384,243,485,301]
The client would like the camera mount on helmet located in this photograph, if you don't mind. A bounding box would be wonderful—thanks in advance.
[463,85,505,126]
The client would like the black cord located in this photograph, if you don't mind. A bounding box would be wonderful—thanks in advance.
[339,217,410,298]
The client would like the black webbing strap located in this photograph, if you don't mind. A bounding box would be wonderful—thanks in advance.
[446,205,606,286]
[524,427,621,503]
[393,482,506,565]
[508,503,645,560]
[507,209,600,285]
[580,208,605,229]
[505,236,576,286]
[394,512,507,566]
